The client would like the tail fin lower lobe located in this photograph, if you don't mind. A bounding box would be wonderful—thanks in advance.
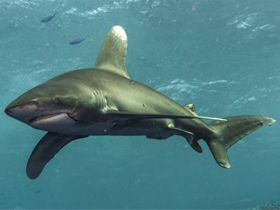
[203,115,275,168]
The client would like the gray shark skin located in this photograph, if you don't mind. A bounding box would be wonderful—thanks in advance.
[5,26,275,180]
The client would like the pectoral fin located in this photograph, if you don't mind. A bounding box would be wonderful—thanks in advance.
[26,132,87,179]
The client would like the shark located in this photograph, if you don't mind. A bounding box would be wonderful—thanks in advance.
[5,26,275,180]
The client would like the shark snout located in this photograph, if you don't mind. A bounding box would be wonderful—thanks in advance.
[5,101,41,124]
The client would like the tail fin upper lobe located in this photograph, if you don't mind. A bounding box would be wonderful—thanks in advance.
[203,115,275,168]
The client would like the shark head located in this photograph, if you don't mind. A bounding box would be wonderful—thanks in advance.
[5,82,76,133]
[4,74,105,134]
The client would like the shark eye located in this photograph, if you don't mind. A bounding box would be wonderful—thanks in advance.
[53,97,60,104]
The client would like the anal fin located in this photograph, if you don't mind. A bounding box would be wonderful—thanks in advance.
[26,132,87,180]
[168,124,203,153]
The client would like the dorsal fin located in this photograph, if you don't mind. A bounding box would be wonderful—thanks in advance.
[94,26,131,79]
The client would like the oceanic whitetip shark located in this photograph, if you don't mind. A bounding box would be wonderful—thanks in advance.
[5,26,275,179]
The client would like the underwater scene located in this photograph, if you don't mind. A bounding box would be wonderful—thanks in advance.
[1,0,280,209]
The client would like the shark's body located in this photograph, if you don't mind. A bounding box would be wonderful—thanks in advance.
[5,26,275,179]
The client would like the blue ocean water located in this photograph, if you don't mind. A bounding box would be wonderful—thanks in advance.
[1,0,279,209]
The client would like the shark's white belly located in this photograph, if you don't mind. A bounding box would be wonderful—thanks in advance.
[29,112,170,137]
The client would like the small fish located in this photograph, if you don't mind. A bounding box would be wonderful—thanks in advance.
[69,35,89,45]
[41,11,57,23]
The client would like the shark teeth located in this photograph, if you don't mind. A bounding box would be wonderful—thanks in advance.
[28,113,64,124]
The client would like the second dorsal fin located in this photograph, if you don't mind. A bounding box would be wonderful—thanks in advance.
[94,26,131,79]
[183,104,198,116]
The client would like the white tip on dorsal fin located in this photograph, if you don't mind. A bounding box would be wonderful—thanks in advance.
[94,26,131,79]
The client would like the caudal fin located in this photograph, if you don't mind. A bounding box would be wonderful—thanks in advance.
[204,115,275,168]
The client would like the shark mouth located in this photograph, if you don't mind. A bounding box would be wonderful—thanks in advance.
[28,112,80,133]
[29,113,66,124]
[28,113,77,125]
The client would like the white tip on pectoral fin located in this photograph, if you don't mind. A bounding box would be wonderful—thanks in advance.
[94,26,131,79]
